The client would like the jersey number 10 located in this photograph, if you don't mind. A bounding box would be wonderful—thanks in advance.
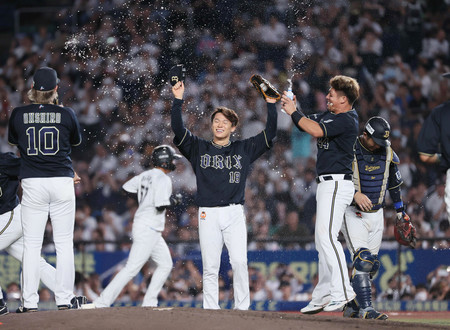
[26,126,60,155]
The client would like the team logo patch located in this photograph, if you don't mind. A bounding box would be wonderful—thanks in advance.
[356,212,362,218]
[365,165,380,172]
[384,130,390,138]
[200,211,206,220]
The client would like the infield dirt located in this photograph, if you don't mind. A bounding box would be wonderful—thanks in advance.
[1,307,449,330]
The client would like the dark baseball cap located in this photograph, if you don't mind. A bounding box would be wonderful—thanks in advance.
[32,67,59,91]
[443,72,450,79]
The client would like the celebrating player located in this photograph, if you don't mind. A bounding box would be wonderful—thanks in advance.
[8,67,83,312]
[92,145,181,308]
[170,80,278,310]
[418,72,450,223]
[0,152,86,315]
[281,75,359,313]
[341,116,415,320]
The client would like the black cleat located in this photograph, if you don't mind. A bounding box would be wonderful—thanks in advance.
[0,299,9,316]
[16,306,38,313]
[58,296,88,310]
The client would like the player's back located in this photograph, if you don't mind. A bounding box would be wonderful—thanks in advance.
[8,103,81,179]
[123,168,172,231]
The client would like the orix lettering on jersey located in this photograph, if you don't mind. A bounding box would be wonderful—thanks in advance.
[200,154,242,170]
[23,112,62,124]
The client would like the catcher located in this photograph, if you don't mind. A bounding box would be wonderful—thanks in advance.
[341,116,416,320]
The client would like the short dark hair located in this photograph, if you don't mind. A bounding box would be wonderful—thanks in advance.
[211,107,239,127]
[330,75,360,106]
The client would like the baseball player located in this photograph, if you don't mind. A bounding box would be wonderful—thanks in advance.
[8,67,83,312]
[281,75,359,313]
[170,80,278,310]
[92,145,181,308]
[341,117,408,320]
[0,152,86,314]
[418,72,450,223]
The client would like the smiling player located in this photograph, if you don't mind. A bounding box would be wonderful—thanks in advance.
[281,75,359,313]
[170,80,278,310]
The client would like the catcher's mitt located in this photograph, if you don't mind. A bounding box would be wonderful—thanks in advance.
[394,211,417,248]
[169,64,186,86]
[250,74,281,101]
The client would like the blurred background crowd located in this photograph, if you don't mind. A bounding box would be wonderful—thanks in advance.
[0,0,449,305]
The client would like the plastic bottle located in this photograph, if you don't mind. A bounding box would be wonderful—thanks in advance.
[281,79,294,114]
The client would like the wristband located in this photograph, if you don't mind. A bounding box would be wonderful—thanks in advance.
[394,201,404,213]
[291,111,305,125]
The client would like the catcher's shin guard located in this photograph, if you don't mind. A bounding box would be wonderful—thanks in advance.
[352,272,372,310]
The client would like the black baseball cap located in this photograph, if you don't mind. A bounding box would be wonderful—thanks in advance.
[32,67,59,91]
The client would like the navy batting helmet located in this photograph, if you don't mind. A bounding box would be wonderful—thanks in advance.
[151,145,182,171]
[365,116,391,147]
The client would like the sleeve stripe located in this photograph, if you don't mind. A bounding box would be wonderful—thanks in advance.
[320,123,327,137]
[388,182,403,190]
[176,128,188,146]
[418,151,435,157]
[262,130,270,148]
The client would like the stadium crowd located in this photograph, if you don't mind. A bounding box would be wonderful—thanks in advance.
[0,0,449,304]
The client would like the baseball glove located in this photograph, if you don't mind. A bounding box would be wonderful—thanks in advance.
[394,211,417,248]
[169,64,186,86]
[250,74,281,101]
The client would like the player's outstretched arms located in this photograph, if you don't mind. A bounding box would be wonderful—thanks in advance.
[172,81,184,100]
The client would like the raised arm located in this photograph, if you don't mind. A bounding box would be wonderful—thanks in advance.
[281,92,324,138]
[265,102,277,141]
[171,81,186,139]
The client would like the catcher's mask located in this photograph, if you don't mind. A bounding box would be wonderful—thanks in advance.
[151,145,182,171]
[365,116,391,147]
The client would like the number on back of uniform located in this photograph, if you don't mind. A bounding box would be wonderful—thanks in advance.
[26,126,60,155]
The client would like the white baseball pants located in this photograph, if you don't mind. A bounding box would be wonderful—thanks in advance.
[311,178,355,304]
[0,204,57,300]
[198,204,249,310]
[342,206,384,257]
[95,223,172,308]
[21,177,75,308]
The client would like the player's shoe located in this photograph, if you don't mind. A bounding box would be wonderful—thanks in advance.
[323,293,356,312]
[0,299,9,316]
[342,299,359,318]
[80,303,96,310]
[16,306,38,313]
[58,296,88,310]
[359,307,388,320]
[300,302,328,314]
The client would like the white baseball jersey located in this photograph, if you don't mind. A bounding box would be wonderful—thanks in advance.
[122,168,172,231]
[94,168,173,308]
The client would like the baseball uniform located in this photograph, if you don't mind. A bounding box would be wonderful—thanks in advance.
[417,100,450,222]
[341,133,403,319]
[94,167,174,308]
[8,79,82,309]
[310,110,357,305]
[0,152,86,315]
[171,98,277,310]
